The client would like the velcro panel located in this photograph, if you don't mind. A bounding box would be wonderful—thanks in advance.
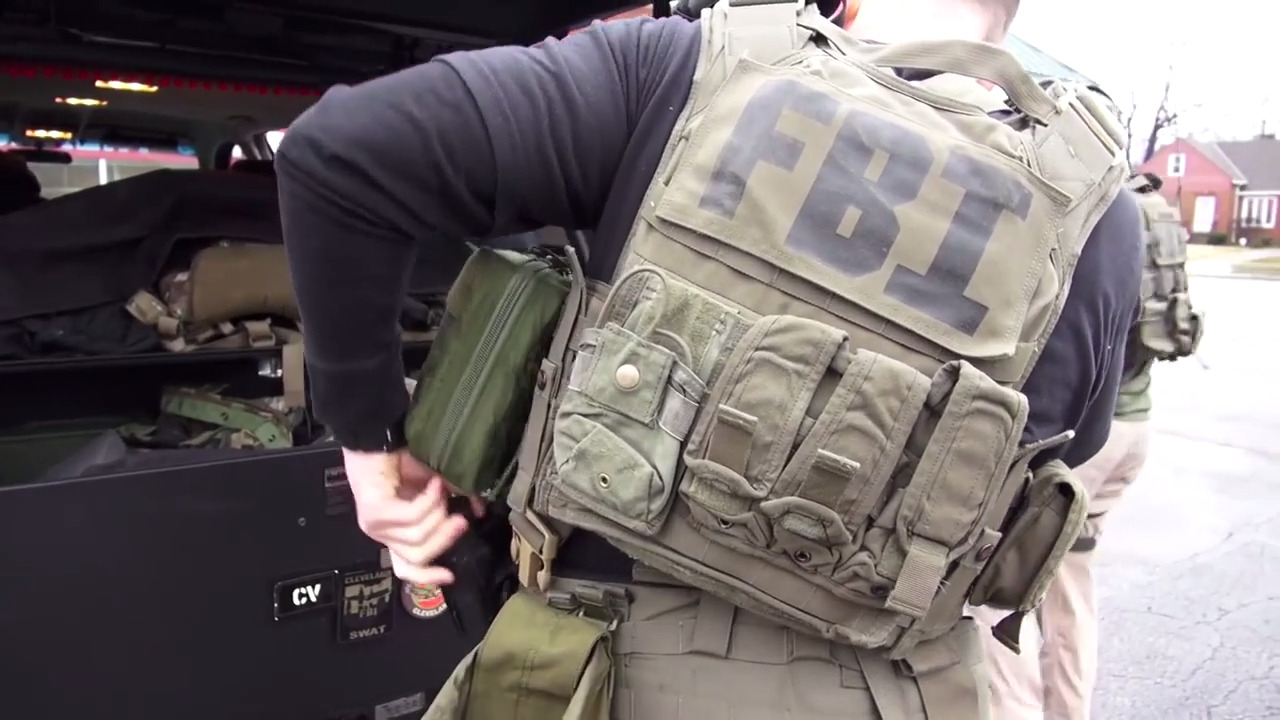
[653,60,1071,361]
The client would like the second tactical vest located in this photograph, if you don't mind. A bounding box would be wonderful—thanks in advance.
[505,0,1129,659]
[1127,173,1204,366]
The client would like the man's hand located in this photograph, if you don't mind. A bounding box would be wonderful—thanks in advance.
[342,448,486,586]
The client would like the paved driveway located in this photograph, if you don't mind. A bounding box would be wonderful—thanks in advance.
[1092,276,1280,720]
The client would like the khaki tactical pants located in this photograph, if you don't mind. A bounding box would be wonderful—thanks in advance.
[972,420,1150,720]
[424,573,993,720]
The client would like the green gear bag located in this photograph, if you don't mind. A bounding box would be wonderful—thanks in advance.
[405,246,573,496]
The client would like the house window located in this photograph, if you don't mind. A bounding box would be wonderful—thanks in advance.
[1239,196,1279,229]
[1166,153,1187,178]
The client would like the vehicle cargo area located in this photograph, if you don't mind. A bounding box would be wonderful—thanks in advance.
[0,2,566,715]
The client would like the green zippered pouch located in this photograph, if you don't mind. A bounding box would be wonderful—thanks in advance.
[405,246,571,496]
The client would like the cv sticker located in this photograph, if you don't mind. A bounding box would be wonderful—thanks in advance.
[273,571,338,620]
[401,582,448,619]
[337,568,394,643]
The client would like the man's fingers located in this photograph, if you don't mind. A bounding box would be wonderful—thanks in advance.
[389,552,456,587]
[376,501,457,549]
[389,513,468,567]
[355,476,448,537]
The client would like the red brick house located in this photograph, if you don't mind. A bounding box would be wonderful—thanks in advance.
[1137,135,1280,245]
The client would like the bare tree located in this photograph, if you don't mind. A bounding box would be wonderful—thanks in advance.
[1140,77,1180,164]
[1114,93,1139,163]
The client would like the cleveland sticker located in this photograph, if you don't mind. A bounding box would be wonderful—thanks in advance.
[337,568,394,643]
[401,582,448,620]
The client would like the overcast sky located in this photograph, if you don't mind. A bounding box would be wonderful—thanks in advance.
[1010,1,1267,142]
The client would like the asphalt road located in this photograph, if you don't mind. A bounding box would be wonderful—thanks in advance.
[1090,275,1280,720]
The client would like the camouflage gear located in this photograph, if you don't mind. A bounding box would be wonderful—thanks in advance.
[118,386,301,450]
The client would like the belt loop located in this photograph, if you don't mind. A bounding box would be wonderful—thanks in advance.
[688,592,736,658]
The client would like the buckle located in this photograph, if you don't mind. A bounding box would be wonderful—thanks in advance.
[509,509,560,593]
[547,585,631,629]
[125,290,168,325]
[242,321,277,349]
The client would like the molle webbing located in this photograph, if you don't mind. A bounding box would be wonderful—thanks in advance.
[510,0,1111,656]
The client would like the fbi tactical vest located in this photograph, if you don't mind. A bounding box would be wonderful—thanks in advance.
[1127,174,1203,366]
[505,0,1129,658]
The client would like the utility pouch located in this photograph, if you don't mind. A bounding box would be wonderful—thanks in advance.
[968,459,1087,653]
[406,247,571,496]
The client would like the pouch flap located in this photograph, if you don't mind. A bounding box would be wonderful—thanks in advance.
[777,348,930,526]
[689,314,845,489]
[882,361,1028,618]
[897,361,1029,552]
[570,323,679,426]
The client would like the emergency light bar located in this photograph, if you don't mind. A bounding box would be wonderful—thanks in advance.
[56,97,108,106]
[95,79,158,93]
[24,128,74,140]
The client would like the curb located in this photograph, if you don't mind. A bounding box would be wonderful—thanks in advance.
[1188,271,1280,282]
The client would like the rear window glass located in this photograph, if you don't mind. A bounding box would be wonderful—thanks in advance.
[0,133,198,199]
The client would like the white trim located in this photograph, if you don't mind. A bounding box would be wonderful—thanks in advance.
[1237,190,1280,196]
[1238,195,1278,229]
[1192,195,1217,234]
[1166,152,1187,178]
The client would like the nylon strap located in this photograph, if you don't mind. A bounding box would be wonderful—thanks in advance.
[722,0,808,73]
[508,245,586,515]
[281,342,306,409]
[463,591,611,720]
[802,29,1059,123]
[506,246,588,591]
[856,646,912,718]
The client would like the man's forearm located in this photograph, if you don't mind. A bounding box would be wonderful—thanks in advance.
[276,122,416,449]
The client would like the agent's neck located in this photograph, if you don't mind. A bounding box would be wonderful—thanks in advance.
[846,0,1001,44]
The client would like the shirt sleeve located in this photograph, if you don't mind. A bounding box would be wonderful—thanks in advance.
[274,17,700,448]
[1021,190,1145,468]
